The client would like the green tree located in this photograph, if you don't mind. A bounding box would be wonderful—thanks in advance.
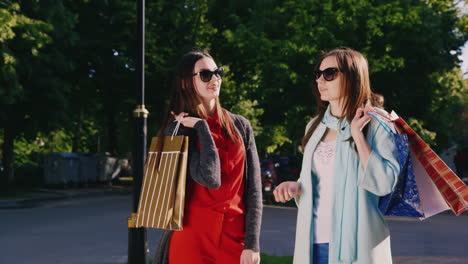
[203,0,467,154]
[2,0,466,185]
[0,0,77,190]
[427,67,467,148]
[63,0,137,155]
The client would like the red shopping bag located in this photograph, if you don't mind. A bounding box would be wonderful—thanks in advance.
[370,109,468,216]
[393,117,468,216]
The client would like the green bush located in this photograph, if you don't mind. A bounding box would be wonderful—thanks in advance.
[261,253,293,264]
[14,164,44,189]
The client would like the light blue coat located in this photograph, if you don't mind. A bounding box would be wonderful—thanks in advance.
[293,116,401,264]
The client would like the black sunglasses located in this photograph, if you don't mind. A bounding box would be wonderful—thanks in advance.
[314,67,342,81]
[192,67,224,82]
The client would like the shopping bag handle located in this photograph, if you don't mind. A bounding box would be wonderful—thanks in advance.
[367,108,396,134]
[369,109,391,121]
[171,120,181,141]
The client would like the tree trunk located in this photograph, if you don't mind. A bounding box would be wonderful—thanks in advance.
[107,111,118,155]
[2,125,15,192]
[72,109,83,152]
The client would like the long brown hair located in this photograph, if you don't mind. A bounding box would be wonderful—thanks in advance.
[159,49,240,143]
[301,47,383,150]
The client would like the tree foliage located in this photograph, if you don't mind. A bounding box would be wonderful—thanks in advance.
[0,0,77,188]
[0,0,467,187]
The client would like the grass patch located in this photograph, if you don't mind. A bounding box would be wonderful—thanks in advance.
[0,193,33,200]
[98,254,293,264]
[118,177,133,185]
[261,253,293,264]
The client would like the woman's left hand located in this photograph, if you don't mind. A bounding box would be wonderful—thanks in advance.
[170,111,201,128]
[240,249,260,264]
[350,105,374,138]
[351,105,374,167]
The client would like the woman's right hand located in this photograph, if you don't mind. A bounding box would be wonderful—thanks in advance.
[273,181,301,203]
[171,111,202,128]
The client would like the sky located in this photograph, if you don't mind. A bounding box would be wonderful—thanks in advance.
[461,43,468,78]
[457,1,467,78]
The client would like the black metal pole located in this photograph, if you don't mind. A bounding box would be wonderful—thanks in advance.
[128,0,148,263]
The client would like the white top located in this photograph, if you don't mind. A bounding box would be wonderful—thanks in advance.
[312,140,336,243]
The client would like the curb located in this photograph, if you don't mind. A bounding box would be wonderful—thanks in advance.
[393,256,468,264]
[0,186,132,209]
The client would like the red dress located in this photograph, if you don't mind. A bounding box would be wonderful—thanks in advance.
[168,111,246,264]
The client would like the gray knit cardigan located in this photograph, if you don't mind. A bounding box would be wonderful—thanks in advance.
[153,112,262,264]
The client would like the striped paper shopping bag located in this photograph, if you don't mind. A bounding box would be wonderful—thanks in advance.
[393,117,468,216]
[136,133,189,230]
[370,109,467,217]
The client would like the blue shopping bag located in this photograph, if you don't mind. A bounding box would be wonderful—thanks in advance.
[368,110,424,217]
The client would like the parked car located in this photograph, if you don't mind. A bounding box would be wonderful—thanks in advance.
[261,159,279,204]
[260,156,301,205]
[267,155,300,183]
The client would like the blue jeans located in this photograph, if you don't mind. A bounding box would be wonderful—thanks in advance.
[312,243,329,264]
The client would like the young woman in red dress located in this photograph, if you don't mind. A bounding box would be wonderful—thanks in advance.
[154,49,262,264]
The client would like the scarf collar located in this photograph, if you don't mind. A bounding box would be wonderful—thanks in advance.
[320,104,358,263]
[321,104,350,134]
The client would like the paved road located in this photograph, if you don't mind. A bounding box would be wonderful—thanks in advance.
[0,194,467,264]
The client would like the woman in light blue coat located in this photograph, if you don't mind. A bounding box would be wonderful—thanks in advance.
[274,48,401,264]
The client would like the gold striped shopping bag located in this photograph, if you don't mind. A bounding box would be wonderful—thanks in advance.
[136,131,189,230]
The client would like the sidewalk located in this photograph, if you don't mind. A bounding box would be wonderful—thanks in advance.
[2,191,467,264]
[261,206,468,264]
[0,185,131,209]
[393,256,468,264]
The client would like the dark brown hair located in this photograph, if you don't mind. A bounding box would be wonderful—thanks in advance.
[159,49,240,143]
[301,47,383,150]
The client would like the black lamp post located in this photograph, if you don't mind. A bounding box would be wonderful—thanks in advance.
[128,0,148,263]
